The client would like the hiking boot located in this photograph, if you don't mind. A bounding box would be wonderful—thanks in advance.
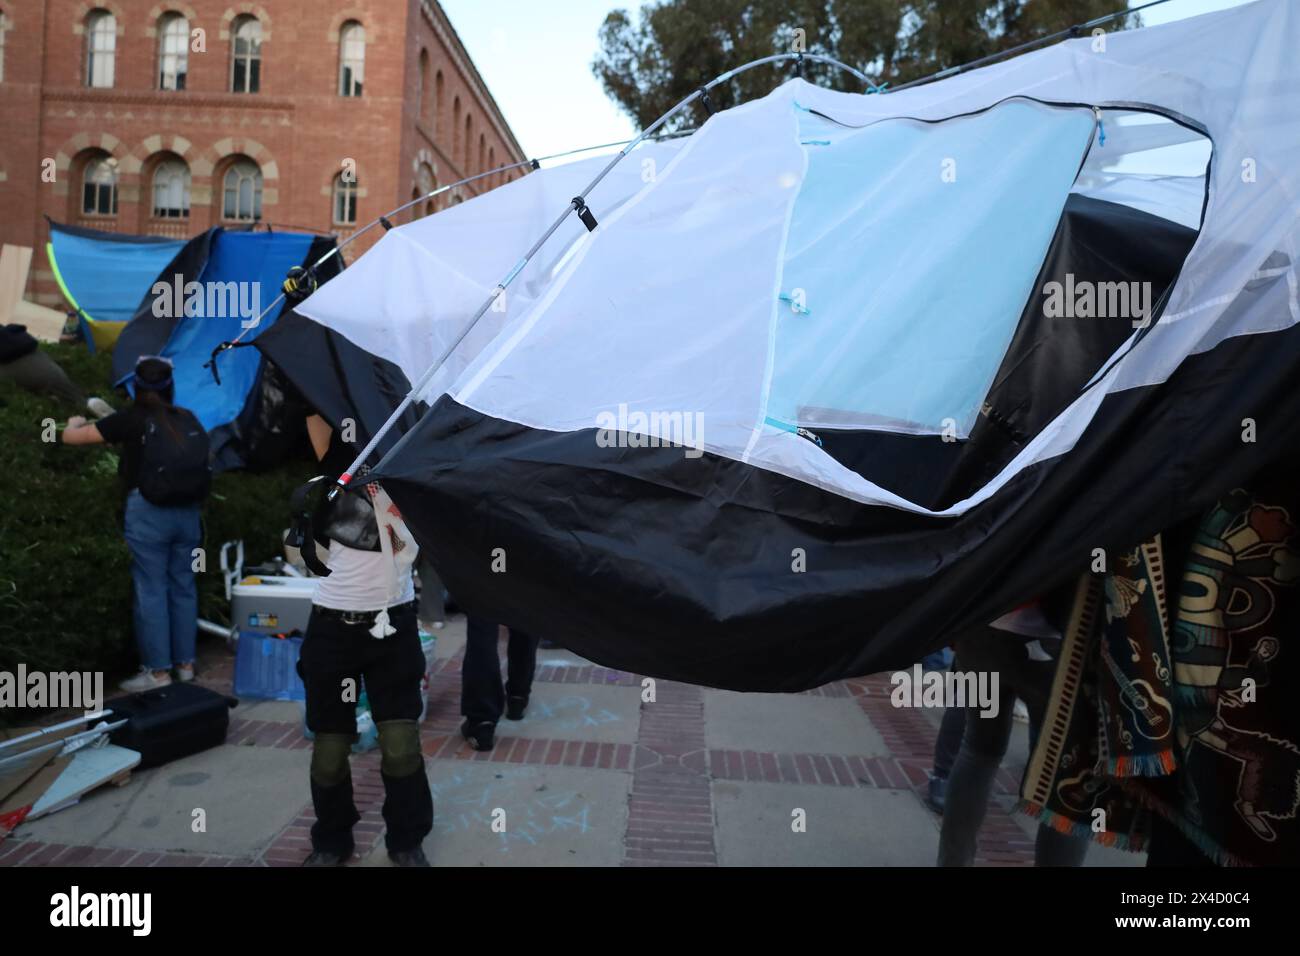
[505,695,529,721]
[302,849,350,867]
[461,719,495,751]
[119,668,172,693]
[388,846,431,867]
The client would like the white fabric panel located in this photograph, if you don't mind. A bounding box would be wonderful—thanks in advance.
[297,0,1300,515]
[297,141,685,401]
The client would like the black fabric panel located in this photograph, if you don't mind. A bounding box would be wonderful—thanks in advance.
[253,310,424,465]
[806,195,1199,510]
[375,313,1300,692]
[110,229,219,385]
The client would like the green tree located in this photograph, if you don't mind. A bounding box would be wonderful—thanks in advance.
[594,0,1135,129]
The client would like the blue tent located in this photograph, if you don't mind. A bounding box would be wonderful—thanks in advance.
[45,220,187,352]
[113,227,340,470]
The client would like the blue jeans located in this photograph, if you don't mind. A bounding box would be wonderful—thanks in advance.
[123,490,202,671]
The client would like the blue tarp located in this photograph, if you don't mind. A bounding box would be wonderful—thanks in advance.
[46,222,187,351]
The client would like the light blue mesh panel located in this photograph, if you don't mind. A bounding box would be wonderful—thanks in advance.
[768,100,1097,437]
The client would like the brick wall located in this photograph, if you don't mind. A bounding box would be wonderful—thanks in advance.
[0,0,526,306]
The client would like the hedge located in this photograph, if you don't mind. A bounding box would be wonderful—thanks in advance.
[0,342,316,689]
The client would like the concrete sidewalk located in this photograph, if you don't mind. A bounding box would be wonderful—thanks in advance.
[1,618,1144,867]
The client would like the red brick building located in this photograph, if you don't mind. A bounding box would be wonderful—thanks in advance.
[0,0,527,308]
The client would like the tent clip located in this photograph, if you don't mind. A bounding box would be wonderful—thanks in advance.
[571,196,599,232]
[529,158,541,171]
[795,52,805,78]
[698,86,715,116]
[797,426,823,447]
[379,216,395,231]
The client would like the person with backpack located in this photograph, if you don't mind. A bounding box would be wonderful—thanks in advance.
[62,355,211,692]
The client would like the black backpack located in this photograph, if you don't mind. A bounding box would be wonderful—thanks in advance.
[138,406,212,506]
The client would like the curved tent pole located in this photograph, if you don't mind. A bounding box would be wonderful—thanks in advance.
[203,134,693,379]
[326,52,879,499]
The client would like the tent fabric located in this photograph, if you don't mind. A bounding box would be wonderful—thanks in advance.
[114,228,338,471]
[46,220,187,352]
[265,0,1300,690]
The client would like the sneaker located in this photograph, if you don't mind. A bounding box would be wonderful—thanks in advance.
[461,719,495,751]
[418,619,446,633]
[86,396,114,419]
[926,774,947,814]
[388,846,431,867]
[119,668,172,693]
[174,664,195,682]
[505,695,529,721]
[302,849,350,867]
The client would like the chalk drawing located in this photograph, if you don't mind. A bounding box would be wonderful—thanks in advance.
[431,767,593,853]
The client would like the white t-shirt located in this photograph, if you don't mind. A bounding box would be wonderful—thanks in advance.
[312,485,417,612]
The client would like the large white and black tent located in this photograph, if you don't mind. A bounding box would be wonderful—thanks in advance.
[256,0,1300,691]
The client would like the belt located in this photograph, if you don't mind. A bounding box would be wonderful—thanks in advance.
[313,600,416,627]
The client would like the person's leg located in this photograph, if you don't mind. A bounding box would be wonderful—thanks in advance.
[937,631,1018,866]
[363,603,433,857]
[928,698,968,812]
[1018,662,1091,867]
[416,556,445,626]
[297,611,362,859]
[461,616,505,726]
[122,493,173,675]
[504,628,540,708]
[165,505,201,670]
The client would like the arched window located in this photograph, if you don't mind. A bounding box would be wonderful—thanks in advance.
[82,154,117,215]
[417,49,429,125]
[478,134,485,176]
[452,96,461,162]
[222,159,262,221]
[338,20,363,97]
[434,71,444,137]
[488,146,496,185]
[464,113,473,168]
[157,12,189,90]
[85,9,116,88]
[152,158,190,218]
[414,164,435,219]
[332,172,357,225]
[230,15,261,93]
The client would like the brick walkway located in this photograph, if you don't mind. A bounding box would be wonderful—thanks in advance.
[1,625,1050,868]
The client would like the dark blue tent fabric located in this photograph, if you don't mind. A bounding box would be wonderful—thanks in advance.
[113,227,334,471]
[156,231,313,433]
[46,220,185,326]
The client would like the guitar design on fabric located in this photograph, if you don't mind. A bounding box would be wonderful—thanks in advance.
[1101,641,1174,741]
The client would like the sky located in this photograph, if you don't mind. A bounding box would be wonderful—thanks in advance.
[440,0,1257,160]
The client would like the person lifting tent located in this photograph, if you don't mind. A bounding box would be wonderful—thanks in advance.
[295,412,434,867]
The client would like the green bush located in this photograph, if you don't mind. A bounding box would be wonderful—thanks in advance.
[0,342,316,686]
